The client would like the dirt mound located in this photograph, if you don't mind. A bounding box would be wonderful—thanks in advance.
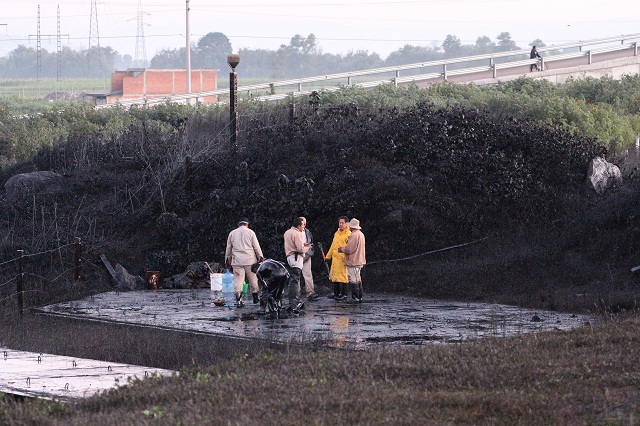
[2,101,639,312]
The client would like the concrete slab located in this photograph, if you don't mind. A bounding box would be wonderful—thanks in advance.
[0,347,174,401]
[35,290,594,349]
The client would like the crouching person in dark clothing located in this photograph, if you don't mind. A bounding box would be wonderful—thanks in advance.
[252,259,290,315]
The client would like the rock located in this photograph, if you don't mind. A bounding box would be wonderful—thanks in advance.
[113,263,145,291]
[531,314,542,322]
[160,261,220,289]
[384,209,403,224]
[587,156,622,195]
[3,171,64,202]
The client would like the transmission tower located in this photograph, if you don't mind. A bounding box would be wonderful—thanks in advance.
[133,0,150,68]
[88,0,101,75]
[37,5,41,88]
[28,5,69,96]
[57,5,61,83]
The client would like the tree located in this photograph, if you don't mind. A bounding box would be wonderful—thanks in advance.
[194,32,232,69]
[496,32,519,52]
[280,34,317,55]
[150,48,187,69]
[386,44,441,66]
[442,35,463,58]
[474,36,495,54]
[530,38,546,48]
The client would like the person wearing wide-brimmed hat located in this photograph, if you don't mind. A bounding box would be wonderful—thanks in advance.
[338,218,366,302]
[225,218,265,307]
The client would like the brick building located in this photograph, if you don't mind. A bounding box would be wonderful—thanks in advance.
[91,68,218,105]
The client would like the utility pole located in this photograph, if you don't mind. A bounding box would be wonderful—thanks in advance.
[185,0,191,102]
[37,6,41,96]
[57,5,61,87]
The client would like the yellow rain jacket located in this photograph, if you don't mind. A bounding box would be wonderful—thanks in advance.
[325,227,351,283]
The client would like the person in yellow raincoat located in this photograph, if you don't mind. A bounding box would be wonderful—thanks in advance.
[324,216,351,300]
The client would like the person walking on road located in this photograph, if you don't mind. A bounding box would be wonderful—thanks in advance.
[283,217,312,312]
[225,218,264,307]
[338,218,366,303]
[530,45,542,71]
[325,216,351,300]
[300,216,319,301]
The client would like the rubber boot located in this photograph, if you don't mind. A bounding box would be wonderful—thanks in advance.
[235,293,244,308]
[252,292,259,304]
[328,282,338,299]
[347,283,358,303]
[357,282,363,302]
[337,283,348,300]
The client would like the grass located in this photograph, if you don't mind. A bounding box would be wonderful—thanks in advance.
[0,78,111,99]
[0,312,639,424]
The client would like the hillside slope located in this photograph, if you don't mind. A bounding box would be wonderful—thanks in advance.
[1,101,638,313]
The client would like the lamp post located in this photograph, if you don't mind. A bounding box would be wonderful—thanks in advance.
[227,54,240,149]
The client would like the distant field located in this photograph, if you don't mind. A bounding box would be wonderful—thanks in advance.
[0,78,112,99]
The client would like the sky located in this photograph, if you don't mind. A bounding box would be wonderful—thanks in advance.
[1,0,639,62]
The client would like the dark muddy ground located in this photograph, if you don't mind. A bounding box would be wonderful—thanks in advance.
[35,290,594,349]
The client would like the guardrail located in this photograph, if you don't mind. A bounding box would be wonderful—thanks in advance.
[96,33,640,109]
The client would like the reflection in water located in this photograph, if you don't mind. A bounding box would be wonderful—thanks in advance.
[330,316,350,347]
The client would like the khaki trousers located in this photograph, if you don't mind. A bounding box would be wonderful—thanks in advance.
[232,265,259,294]
[301,258,315,296]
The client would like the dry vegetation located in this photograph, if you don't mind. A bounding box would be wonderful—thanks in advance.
[1,315,639,425]
[2,79,640,424]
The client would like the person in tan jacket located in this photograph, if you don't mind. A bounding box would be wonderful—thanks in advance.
[283,217,312,312]
[338,218,366,303]
[225,218,264,307]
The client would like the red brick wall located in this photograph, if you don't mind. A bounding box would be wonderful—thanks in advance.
[109,69,218,104]
[111,71,131,93]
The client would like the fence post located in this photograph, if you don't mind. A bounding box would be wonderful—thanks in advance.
[289,103,296,122]
[16,249,24,314]
[74,237,82,281]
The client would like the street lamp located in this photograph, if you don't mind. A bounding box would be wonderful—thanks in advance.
[227,54,240,149]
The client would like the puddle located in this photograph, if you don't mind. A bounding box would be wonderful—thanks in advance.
[35,290,595,349]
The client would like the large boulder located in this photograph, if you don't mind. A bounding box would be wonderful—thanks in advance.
[587,156,622,195]
[3,171,64,202]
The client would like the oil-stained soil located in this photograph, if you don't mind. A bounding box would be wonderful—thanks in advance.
[35,290,594,349]
[2,101,640,314]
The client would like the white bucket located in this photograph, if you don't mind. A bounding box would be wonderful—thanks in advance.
[210,273,223,291]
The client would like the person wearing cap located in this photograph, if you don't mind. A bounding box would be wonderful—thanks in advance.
[225,218,265,308]
[300,216,319,301]
[338,218,366,303]
[325,216,351,300]
[283,217,312,312]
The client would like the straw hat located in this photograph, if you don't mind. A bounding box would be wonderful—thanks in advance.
[347,218,361,230]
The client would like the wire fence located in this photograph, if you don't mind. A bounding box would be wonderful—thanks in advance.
[0,238,84,317]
